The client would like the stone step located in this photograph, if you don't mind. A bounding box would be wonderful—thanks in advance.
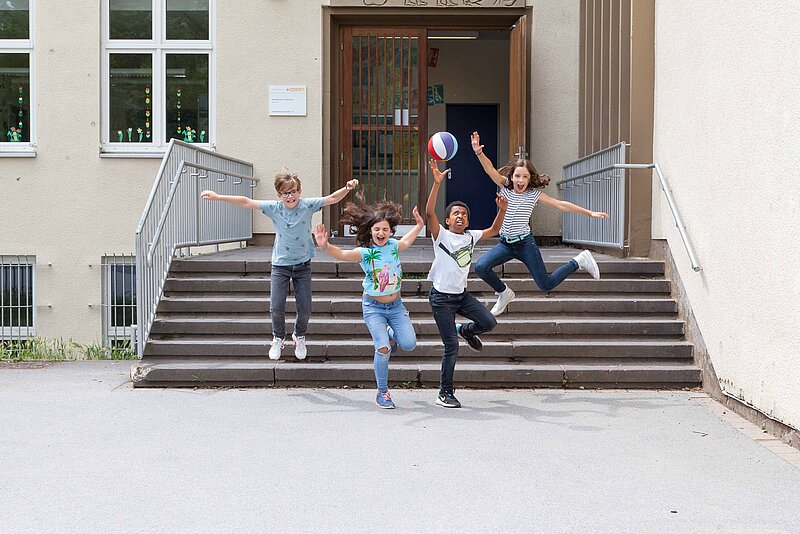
[131,357,701,389]
[161,277,671,295]
[143,338,694,359]
[158,296,678,314]
[169,258,666,277]
[151,316,685,337]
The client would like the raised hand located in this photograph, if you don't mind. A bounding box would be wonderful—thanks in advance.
[471,131,484,155]
[313,223,329,249]
[411,206,423,225]
[590,211,609,219]
[495,193,508,210]
[429,159,447,184]
[200,190,219,201]
[346,179,359,190]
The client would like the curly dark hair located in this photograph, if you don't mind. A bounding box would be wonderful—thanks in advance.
[340,193,403,247]
[498,159,550,190]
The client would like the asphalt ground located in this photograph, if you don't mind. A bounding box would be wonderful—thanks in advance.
[1,361,798,533]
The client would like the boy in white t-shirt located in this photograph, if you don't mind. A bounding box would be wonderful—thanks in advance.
[425,160,508,408]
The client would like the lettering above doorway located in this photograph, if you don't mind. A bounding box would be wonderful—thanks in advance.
[330,0,522,7]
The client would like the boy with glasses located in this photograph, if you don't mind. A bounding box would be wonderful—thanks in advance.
[201,171,357,359]
[425,160,507,408]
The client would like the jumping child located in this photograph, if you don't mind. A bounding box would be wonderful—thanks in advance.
[201,172,358,359]
[312,197,424,409]
[470,131,609,316]
[426,159,508,408]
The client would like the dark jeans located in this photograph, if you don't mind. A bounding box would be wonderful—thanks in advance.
[270,260,312,339]
[428,287,497,392]
[475,235,578,293]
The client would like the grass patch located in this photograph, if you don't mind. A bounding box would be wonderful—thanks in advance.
[0,337,137,362]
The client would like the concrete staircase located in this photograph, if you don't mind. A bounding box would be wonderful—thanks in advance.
[131,245,701,389]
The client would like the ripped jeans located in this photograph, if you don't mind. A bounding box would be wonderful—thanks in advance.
[361,296,417,391]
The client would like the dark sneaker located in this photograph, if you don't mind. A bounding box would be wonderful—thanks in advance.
[436,390,461,408]
[456,323,483,352]
[376,390,395,409]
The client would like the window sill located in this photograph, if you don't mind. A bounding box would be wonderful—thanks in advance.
[100,143,214,159]
[99,151,165,159]
[0,146,36,158]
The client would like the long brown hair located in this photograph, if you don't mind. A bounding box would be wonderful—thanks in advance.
[341,193,403,247]
[497,159,550,190]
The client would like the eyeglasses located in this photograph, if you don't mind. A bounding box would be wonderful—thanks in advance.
[279,189,300,198]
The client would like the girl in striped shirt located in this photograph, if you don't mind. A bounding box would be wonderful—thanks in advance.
[470,131,609,316]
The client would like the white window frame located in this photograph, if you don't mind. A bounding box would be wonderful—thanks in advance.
[0,255,36,341]
[0,1,36,157]
[101,0,215,157]
[101,254,136,348]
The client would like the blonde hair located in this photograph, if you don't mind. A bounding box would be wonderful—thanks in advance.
[274,169,301,192]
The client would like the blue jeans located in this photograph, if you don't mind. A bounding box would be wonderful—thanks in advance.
[428,288,497,392]
[270,260,312,339]
[475,235,578,293]
[362,296,417,391]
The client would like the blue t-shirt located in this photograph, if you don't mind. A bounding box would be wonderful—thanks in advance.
[357,238,403,297]
[259,197,325,266]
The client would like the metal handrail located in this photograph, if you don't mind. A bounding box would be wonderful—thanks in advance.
[135,140,256,358]
[146,161,258,266]
[557,162,701,272]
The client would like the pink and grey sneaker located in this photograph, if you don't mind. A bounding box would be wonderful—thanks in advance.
[376,390,395,409]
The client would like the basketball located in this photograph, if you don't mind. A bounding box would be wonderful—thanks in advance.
[427,131,458,161]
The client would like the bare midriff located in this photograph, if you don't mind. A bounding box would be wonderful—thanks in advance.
[363,291,401,304]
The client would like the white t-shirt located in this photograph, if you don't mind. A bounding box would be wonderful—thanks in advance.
[427,225,484,294]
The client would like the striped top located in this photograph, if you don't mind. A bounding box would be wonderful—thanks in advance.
[499,181,541,237]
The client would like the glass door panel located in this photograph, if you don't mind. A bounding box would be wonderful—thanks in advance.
[342,28,426,224]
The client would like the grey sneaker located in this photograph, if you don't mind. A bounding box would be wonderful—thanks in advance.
[575,250,600,280]
[292,333,307,360]
[268,336,284,360]
[490,286,516,316]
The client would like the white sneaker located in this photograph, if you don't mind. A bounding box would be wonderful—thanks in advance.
[490,286,516,316]
[268,336,284,360]
[292,333,307,360]
[575,250,600,280]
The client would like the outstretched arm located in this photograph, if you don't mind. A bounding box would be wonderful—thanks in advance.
[397,206,424,252]
[200,190,261,210]
[471,131,506,187]
[313,223,362,262]
[425,160,447,240]
[480,194,509,239]
[538,192,609,219]
[323,179,359,206]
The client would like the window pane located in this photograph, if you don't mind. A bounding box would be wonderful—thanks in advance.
[0,264,33,328]
[166,0,208,41]
[1,53,30,143]
[166,54,208,143]
[109,0,152,40]
[0,0,29,40]
[111,264,136,327]
[109,54,152,143]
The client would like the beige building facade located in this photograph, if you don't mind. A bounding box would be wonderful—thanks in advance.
[1,1,797,431]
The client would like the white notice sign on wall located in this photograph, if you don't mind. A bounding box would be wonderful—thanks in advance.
[269,85,307,116]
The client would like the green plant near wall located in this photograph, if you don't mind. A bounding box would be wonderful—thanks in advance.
[0,337,137,362]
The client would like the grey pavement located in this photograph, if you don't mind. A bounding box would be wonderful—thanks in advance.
[1,361,798,534]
